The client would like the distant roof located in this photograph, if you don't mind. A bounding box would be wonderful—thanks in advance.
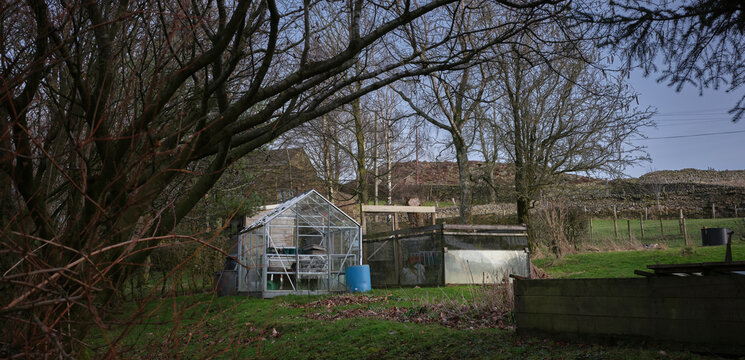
[241,189,359,233]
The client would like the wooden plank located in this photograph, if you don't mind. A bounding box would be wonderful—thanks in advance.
[515,313,745,349]
[647,261,745,274]
[442,231,528,237]
[633,270,654,277]
[363,225,441,241]
[515,295,745,321]
[513,277,745,298]
[442,224,527,231]
[362,205,436,213]
[364,224,529,242]
[647,260,745,269]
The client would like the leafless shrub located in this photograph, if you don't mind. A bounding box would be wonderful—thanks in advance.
[422,272,516,328]
[473,272,515,314]
[532,198,588,257]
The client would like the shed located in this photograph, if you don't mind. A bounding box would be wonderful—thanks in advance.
[363,224,529,287]
[237,190,361,298]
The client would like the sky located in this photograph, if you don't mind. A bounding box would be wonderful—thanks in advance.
[625,71,745,178]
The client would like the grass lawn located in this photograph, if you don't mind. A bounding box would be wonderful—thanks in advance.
[535,216,745,278]
[91,285,732,359]
[532,244,745,278]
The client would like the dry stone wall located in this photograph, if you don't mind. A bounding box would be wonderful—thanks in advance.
[436,203,517,219]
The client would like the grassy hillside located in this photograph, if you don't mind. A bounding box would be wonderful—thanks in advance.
[639,169,745,187]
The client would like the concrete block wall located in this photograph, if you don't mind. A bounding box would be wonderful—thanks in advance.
[514,276,745,355]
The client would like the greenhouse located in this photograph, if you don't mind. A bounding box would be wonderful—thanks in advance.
[237,190,361,298]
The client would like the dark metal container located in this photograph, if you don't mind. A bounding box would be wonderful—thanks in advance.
[701,227,732,246]
[215,270,238,296]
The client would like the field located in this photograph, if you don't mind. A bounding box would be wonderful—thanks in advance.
[531,217,744,278]
[532,243,745,279]
[584,217,744,249]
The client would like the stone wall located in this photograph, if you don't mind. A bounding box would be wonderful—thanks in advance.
[560,181,745,218]
[436,203,517,219]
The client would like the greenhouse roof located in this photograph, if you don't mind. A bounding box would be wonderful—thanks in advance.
[241,189,359,232]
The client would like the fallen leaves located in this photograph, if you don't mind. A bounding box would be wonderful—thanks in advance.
[288,294,513,330]
[290,294,390,309]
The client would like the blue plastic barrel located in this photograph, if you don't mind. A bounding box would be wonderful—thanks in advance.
[346,265,371,293]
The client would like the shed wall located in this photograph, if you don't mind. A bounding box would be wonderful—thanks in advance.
[363,224,528,287]
[444,250,529,284]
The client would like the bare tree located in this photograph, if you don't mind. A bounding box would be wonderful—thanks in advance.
[395,0,575,222]
[474,97,507,203]
[394,1,503,223]
[588,0,745,122]
[371,87,423,205]
[492,35,654,239]
[283,86,419,207]
[396,65,489,223]
[1,1,569,355]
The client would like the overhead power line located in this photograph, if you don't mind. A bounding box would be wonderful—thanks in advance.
[653,107,731,116]
[637,129,745,140]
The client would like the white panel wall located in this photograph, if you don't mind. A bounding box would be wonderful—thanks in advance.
[444,249,529,284]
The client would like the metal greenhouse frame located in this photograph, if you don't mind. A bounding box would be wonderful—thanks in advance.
[237,190,361,298]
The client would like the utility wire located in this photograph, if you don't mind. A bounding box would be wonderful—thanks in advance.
[637,129,745,140]
[650,120,735,127]
[654,111,729,117]
[653,107,730,116]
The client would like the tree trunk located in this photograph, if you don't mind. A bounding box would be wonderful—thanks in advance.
[515,179,532,249]
[454,136,472,223]
[516,193,530,225]
[373,116,379,205]
[513,109,529,225]
[486,163,497,203]
[353,94,368,205]
[322,115,334,199]
[385,118,393,205]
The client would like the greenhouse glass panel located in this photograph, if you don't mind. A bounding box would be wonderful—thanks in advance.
[235,190,361,298]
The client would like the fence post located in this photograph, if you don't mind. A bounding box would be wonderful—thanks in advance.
[683,217,690,246]
[589,218,593,242]
[395,235,402,286]
[361,211,367,235]
[712,203,716,219]
[679,209,684,235]
[613,205,619,241]
[659,213,665,241]
[627,220,632,244]
[640,214,644,239]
